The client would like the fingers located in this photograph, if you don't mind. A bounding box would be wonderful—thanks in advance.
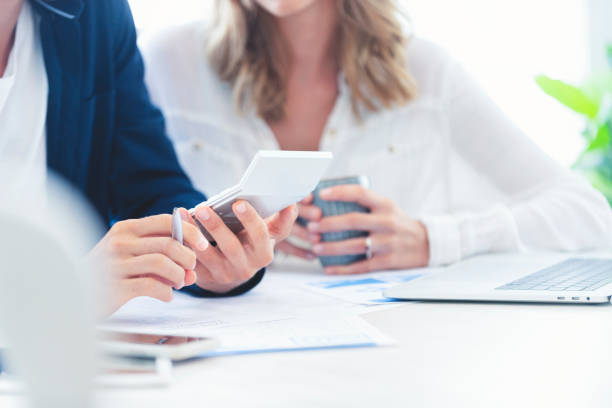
[232,201,271,250]
[276,240,317,260]
[267,204,298,240]
[191,262,229,290]
[193,205,248,262]
[298,203,322,222]
[291,223,320,243]
[178,208,209,251]
[118,214,174,237]
[312,238,366,257]
[324,254,392,275]
[184,269,197,286]
[307,213,394,234]
[123,277,174,303]
[311,235,384,257]
[192,206,249,282]
[312,235,391,257]
[318,185,392,211]
[192,262,250,293]
[300,194,313,205]
[115,210,208,249]
[187,203,300,291]
[127,237,197,271]
[192,244,233,283]
[121,254,187,289]
[110,278,174,315]
[192,263,215,286]
[190,203,277,287]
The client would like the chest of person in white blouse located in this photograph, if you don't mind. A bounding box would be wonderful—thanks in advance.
[144,33,450,214]
[141,2,612,272]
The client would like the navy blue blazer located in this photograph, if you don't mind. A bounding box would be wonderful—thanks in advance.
[30,0,263,296]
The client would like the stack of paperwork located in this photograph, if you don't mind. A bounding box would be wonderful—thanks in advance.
[102,262,436,356]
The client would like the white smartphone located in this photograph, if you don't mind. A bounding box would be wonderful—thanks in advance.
[190,150,333,241]
[99,331,219,361]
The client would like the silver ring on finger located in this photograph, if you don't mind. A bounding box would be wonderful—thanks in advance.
[365,236,373,259]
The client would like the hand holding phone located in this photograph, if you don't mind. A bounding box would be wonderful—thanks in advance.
[174,151,333,294]
[190,150,332,242]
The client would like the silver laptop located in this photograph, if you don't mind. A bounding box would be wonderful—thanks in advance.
[384,256,612,304]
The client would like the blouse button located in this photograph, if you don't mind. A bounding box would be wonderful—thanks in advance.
[388,145,396,153]
[193,142,202,151]
[328,128,337,138]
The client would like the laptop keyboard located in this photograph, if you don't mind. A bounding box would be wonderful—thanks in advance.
[496,258,612,292]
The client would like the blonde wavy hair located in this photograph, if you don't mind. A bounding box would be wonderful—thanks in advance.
[206,0,416,121]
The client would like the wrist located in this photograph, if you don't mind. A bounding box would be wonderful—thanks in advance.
[416,220,431,266]
[196,279,246,294]
[185,269,265,298]
[419,215,462,266]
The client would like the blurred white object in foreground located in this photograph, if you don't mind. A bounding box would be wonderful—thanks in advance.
[0,163,103,408]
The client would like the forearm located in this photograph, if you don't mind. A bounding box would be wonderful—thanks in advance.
[423,176,612,266]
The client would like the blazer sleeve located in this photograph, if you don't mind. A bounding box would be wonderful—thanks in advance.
[104,0,263,296]
[107,0,204,219]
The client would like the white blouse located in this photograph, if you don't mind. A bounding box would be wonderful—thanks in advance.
[0,1,48,198]
[140,22,612,267]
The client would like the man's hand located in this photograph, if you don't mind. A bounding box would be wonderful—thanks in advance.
[275,194,322,260]
[87,214,208,315]
[183,202,297,293]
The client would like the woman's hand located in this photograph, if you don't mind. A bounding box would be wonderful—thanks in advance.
[184,202,297,293]
[306,185,430,275]
[275,194,322,260]
[87,214,209,315]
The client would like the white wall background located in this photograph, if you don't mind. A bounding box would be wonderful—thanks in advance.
[128,0,604,166]
[588,0,612,71]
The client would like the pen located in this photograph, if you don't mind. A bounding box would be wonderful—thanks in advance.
[171,207,183,246]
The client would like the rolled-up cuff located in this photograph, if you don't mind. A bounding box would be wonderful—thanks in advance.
[421,206,521,267]
[421,215,462,266]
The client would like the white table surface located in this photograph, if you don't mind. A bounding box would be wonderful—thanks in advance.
[3,273,612,407]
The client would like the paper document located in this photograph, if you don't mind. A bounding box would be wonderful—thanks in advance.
[102,274,396,355]
[102,278,364,335]
[301,269,433,306]
[102,292,291,334]
[205,315,394,356]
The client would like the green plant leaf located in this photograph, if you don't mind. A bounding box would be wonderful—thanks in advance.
[535,75,599,118]
[585,123,611,152]
[607,44,612,69]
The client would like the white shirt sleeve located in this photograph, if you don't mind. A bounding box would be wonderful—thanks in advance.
[422,58,612,266]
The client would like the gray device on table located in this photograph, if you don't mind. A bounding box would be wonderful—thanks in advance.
[308,176,371,267]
